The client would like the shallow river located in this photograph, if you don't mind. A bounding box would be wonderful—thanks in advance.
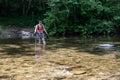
[0,36,120,80]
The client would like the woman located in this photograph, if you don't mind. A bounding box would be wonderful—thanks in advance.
[34,21,48,45]
[34,21,48,59]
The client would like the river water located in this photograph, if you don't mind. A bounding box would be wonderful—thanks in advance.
[0,36,120,80]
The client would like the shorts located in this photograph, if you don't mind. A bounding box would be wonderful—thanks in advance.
[36,32,44,38]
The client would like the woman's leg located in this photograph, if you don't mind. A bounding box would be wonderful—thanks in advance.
[39,38,45,54]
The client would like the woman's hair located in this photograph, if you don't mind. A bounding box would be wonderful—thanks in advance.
[39,20,42,23]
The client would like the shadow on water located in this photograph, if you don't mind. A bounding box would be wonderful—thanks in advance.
[0,36,120,56]
[46,36,120,55]
[0,38,35,55]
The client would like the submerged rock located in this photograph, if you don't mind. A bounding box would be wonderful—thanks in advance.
[67,66,87,75]
[70,68,86,75]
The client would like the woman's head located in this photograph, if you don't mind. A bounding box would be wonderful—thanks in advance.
[39,21,42,24]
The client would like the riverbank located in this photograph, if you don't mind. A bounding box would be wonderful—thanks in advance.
[0,38,120,80]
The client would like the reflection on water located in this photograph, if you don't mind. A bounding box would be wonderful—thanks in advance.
[35,43,45,59]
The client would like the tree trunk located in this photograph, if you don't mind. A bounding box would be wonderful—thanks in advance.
[26,0,32,15]
[22,0,25,16]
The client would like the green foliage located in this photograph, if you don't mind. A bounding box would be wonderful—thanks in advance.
[0,15,44,27]
[113,16,120,33]
[0,0,119,36]
[0,0,49,16]
[87,20,113,35]
[113,16,120,26]
[44,0,116,36]
[0,17,31,27]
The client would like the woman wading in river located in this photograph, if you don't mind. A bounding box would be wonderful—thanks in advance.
[34,21,48,58]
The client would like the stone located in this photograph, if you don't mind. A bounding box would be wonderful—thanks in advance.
[68,68,87,75]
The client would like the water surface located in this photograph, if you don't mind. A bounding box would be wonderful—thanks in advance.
[0,36,120,80]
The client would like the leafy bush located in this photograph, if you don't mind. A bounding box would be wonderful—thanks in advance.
[0,16,41,27]
[87,20,113,35]
[44,0,115,36]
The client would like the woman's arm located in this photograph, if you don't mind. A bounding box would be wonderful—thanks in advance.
[42,24,49,38]
[34,24,38,33]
